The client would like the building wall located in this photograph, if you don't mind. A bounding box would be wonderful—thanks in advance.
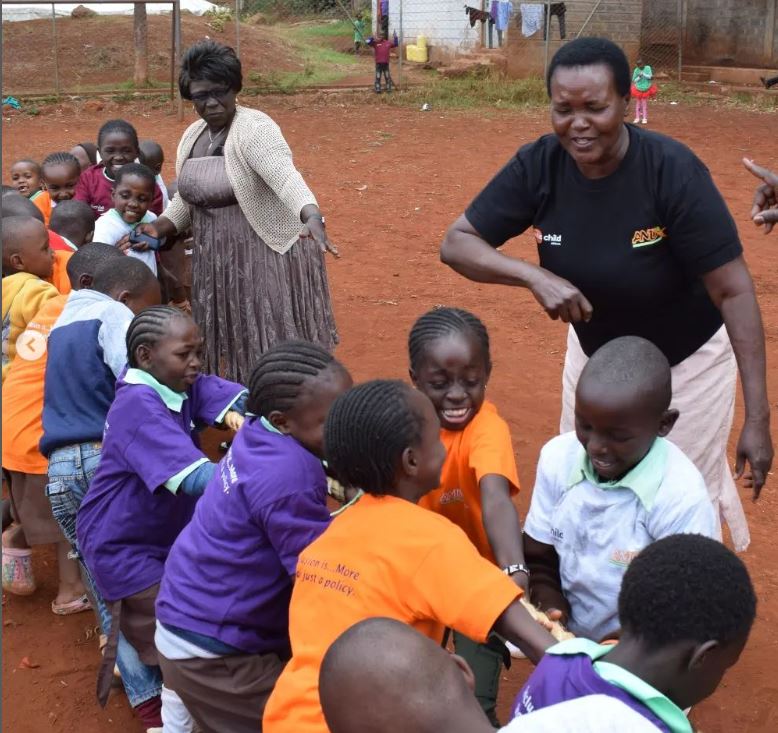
[643,0,777,67]
[371,0,483,58]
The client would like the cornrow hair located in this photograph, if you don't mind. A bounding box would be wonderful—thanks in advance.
[408,306,492,374]
[126,306,191,368]
[97,119,139,150]
[324,380,425,496]
[114,162,156,189]
[41,151,80,175]
[246,340,336,417]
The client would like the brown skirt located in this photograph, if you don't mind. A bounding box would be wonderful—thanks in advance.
[7,470,64,545]
[159,649,287,733]
[179,155,339,385]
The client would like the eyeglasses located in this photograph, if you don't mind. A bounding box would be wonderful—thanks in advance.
[190,87,232,104]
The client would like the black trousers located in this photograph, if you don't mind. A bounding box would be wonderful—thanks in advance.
[375,62,393,92]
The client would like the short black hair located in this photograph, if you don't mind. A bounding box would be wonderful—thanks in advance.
[179,39,243,99]
[547,37,631,97]
[97,119,140,151]
[41,151,81,177]
[1,215,47,256]
[408,306,492,374]
[65,242,123,285]
[619,534,756,647]
[579,335,671,412]
[126,305,191,368]
[1,192,44,222]
[247,340,338,417]
[73,142,98,165]
[1,185,16,195]
[92,256,158,298]
[50,200,96,242]
[113,162,157,190]
[11,158,41,174]
[139,140,164,164]
[324,380,425,496]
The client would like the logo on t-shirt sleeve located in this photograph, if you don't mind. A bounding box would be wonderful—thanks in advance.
[631,226,667,248]
[534,228,562,246]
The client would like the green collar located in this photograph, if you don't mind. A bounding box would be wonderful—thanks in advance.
[567,437,668,511]
[547,639,692,733]
[124,368,187,412]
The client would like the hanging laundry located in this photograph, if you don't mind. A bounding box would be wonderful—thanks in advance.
[465,6,492,27]
[520,3,543,37]
[495,1,514,32]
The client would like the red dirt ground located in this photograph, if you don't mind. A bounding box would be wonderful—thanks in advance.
[2,97,777,732]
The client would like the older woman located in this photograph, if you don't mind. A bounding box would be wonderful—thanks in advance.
[138,40,338,384]
[440,38,772,551]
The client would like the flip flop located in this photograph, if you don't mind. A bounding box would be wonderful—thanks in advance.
[2,547,36,595]
[51,593,91,616]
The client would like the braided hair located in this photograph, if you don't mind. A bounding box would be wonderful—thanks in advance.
[324,380,425,496]
[126,306,191,368]
[41,151,80,176]
[97,119,140,150]
[247,341,337,417]
[408,307,491,374]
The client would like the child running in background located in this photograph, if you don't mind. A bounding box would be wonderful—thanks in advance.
[93,163,160,274]
[512,534,756,732]
[1,216,57,382]
[263,380,556,733]
[524,336,718,642]
[139,140,169,209]
[33,152,83,226]
[408,307,526,727]
[631,58,657,124]
[75,119,164,218]
[2,244,122,613]
[9,159,42,200]
[367,29,397,93]
[49,200,96,250]
[156,341,352,733]
[77,307,246,729]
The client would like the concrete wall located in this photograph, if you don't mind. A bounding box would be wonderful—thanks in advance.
[506,1,643,78]
[371,0,483,59]
[643,0,777,67]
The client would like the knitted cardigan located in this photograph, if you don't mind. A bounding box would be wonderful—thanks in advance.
[163,105,317,254]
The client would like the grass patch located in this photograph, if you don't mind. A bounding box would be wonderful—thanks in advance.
[292,20,358,37]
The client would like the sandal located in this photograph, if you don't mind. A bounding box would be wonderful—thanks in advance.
[51,593,91,616]
[2,547,36,595]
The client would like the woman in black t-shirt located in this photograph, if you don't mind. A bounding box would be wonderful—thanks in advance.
[440,38,772,551]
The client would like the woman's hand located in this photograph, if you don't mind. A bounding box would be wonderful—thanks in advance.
[529,269,593,323]
[301,216,339,258]
[736,417,773,498]
[117,222,160,253]
[743,158,778,234]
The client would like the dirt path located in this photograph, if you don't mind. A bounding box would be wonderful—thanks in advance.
[2,97,777,732]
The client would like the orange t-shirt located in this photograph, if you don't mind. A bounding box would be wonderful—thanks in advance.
[262,493,521,733]
[2,295,68,474]
[33,191,53,226]
[46,250,72,295]
[418,400,520,563]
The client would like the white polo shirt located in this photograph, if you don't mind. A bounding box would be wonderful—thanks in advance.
[524,433,719,641]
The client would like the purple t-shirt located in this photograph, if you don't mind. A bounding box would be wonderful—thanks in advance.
[76,372,244,602]
[512,649,670,732]
[155,418,331,655]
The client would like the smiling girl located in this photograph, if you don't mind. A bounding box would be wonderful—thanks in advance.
[75,119,164,219]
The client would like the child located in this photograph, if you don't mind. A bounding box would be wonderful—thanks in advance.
[41,257,165,730]
[70,141,98,173]
[93,163,159,274]
[1,216,57,382]
[353,16,366,53]
[139,139,169,209]
[9,159,42,200]
[408,307,526,726]
[2,244,121,610]
[75,119,164,218]
[523,336,718,642]
[367,29,398,93]
[76,307,246,719]
[631,58,657,124]
[155,341,353,731]
[512,534,756,732]
[33,151,83,225]
[49,200,95,250]
[263,380,556,733]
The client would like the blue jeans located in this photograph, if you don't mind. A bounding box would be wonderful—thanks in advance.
[46,443,163,707]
